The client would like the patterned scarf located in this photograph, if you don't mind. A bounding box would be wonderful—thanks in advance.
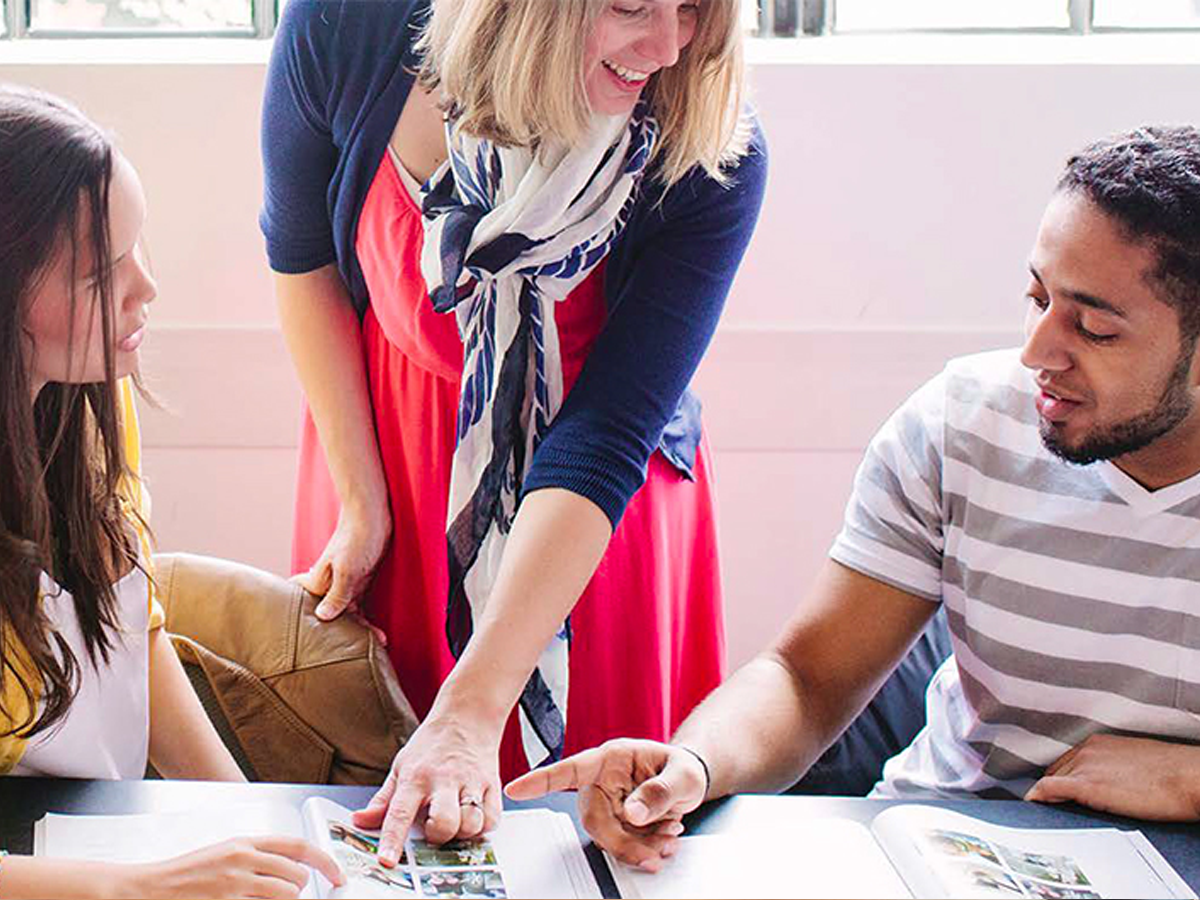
[419,103,659,767]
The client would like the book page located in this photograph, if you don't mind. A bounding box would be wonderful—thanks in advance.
[36,804,316,895]
[302,797,600,900]
[871,805,1197,900]
[607,819,910,899]
[37,803,302,862]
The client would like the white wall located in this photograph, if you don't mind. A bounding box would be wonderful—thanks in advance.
[3,39,1197,668]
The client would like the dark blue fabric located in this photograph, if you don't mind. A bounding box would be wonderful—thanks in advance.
[789,608,954,796]
[260,0,427,300]
[260,0,767,528]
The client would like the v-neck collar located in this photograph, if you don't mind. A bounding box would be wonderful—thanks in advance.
[1096,458,1200,516]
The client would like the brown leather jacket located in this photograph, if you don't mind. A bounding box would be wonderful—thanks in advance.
[154,553,417,785]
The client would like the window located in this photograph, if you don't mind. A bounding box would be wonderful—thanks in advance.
[3,0,274,37]
[753,0,1200,35]
[1093,0,1200,30]
[833,0,1069,32]
[29,0,254,33]
[4,0,1200,41]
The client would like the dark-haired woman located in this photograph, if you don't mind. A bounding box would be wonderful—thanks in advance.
[0,84,341,899]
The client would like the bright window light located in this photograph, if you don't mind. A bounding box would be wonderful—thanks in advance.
[742,0,760,33]
[835,0,1069,32]
[29,0,253,32]
[1093,0,1200,28]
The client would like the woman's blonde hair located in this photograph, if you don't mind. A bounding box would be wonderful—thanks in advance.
[417,0,751,187]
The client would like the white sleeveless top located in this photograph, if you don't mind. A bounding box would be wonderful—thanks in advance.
[9,566,154,780]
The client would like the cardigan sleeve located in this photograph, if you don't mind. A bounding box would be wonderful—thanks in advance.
[259,0,340,275]
[522,129,768,528]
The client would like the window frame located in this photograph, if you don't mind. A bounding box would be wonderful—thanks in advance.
[4,0,1200,41]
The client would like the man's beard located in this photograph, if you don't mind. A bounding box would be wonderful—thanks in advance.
[1041,343,1196,465]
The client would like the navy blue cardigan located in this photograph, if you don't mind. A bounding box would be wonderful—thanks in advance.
[261,0,767,527]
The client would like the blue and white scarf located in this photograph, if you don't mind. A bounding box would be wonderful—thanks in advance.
[420,104,658,768]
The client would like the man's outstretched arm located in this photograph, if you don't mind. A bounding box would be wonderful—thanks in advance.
[673,561,936,798]
[507,560,937,869]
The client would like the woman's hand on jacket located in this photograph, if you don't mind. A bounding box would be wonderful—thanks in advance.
[294,499,392,635]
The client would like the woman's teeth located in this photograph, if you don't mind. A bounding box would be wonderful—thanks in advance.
[603,59,650,84]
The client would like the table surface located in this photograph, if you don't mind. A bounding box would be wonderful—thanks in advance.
[2,778,1198,897]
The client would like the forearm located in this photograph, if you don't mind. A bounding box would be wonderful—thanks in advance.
[0,857,138,900]
[675,560,937,800]
[431,488,612,732]
[669,650,830,799]
[274,267,389,519]
[147,628,244,781]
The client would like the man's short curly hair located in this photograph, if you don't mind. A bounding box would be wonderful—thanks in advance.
[1058,125,1200,341]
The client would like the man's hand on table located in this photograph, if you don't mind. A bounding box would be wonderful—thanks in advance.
[1026,733,1200,821]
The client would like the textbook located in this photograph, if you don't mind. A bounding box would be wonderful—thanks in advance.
[609,804,1197,900]
[34,797,600,899]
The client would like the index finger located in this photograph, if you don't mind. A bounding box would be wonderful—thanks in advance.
[504,747,609,799]
[252,835,345,887]
[377,782,426,867]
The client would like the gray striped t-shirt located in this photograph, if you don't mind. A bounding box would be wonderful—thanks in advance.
[830,349,1200,801]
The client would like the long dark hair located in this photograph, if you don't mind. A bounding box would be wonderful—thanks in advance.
[0,85,141,738]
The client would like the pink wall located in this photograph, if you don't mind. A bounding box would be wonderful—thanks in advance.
[3,43,1196,666]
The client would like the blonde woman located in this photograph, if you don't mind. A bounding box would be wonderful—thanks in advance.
[261,0,766,861]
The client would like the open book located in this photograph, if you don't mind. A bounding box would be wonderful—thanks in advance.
[610,804,1197,900]
[34,797,599,899]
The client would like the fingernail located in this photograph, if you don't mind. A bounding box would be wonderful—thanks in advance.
[638,858,661,873]
[661,840,678,858]
[666,821,685,836]
[315,602,333,620]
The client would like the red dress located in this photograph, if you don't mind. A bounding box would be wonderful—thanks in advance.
[292,151,725,780]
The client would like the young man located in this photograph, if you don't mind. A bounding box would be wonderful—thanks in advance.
[507,125,1200,871]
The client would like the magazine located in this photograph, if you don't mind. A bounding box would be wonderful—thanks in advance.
[609,804,1197,900]
[34,797,599,899]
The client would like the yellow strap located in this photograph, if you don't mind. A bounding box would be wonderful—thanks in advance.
[0,629,39,774]
[117,379,163,630]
